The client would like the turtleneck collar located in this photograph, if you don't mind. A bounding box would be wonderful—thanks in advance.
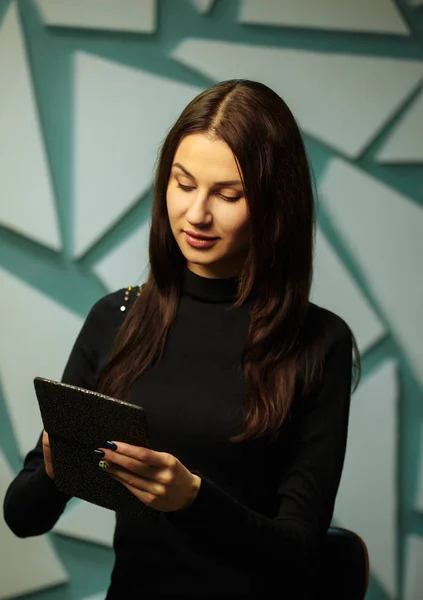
[181,266,239,303]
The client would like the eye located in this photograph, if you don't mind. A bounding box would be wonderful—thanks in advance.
[176,181,242,202]
[218,193,242,203]
[177,182,195,192]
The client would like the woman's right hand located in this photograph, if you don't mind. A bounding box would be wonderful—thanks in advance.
[42,430,55,480]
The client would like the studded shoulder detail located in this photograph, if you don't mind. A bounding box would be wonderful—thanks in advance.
[119,284,145,313]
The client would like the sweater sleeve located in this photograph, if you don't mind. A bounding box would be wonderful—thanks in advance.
[3,295,112,538]
[165,319,353,574]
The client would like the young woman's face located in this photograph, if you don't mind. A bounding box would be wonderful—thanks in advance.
[166,133,251,279]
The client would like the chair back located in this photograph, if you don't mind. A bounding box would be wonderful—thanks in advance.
[312,527,369,599]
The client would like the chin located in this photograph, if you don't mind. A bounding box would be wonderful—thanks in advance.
[181,244,220,261]
[185,254,219,266]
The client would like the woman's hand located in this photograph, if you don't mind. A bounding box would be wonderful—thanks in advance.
[42,430,55,480]
[95,442,201,513]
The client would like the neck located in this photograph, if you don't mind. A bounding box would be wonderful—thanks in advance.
[186,258,243,280]
[181,265,239,303]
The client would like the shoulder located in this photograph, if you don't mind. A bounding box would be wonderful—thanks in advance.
[305,302,353,350]
[299,304,355,401]
[86,284,145,324]
[74,285,145,354]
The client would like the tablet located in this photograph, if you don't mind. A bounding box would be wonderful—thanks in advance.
[33,376,155,518]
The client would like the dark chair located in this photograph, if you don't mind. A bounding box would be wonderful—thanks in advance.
[313,527,370,599]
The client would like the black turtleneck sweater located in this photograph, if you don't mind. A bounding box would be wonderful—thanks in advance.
[3,268,353,599]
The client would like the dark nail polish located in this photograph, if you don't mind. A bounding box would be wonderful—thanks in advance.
[94,449,105,458]
[105,441,118,451]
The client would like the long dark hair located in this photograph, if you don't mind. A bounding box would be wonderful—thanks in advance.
[96,79,360,443]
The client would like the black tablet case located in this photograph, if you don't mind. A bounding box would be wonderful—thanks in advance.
[34,376,156,519]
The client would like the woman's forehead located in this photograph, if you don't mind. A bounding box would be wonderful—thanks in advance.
[173,134,242,182]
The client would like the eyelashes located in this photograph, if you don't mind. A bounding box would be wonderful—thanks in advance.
[177,183,195,192]
[176,182,242,203]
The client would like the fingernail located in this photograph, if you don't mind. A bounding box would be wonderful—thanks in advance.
[94,449,105,458]
[98,460,110,470]
[105,441,118,451]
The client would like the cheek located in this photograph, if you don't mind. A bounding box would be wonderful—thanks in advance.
[229,216,252,251]
[166,190,178,222]
[221,206,250,238]
[166,185,187,220]
[235,220,252,245]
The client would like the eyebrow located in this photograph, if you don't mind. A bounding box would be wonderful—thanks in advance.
[172,163,242,187]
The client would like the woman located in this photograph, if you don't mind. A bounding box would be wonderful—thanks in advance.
[4,79,360,598]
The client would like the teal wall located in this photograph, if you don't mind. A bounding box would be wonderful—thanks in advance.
[1,1,423,598]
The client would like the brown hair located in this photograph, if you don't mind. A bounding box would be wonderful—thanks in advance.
[96,79,360,443]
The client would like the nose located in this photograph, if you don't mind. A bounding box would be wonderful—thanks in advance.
[185,189,212,226]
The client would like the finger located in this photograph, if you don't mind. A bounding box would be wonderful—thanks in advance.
[100,451,158,481]
[102,442,175,469]
[42,435,51,455]
[103,464,166,498]
[110,474,156,506]
[102,451,174,485]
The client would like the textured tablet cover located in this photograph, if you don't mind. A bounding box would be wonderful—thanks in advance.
[34,376,156,519]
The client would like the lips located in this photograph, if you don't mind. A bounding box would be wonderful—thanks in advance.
[184,230,218,240]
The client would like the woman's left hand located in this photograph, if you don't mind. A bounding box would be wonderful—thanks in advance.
[95,442,202,512]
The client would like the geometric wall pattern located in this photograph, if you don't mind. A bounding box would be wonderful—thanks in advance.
[333,360,399,597]
[189,0,216,15]
[0,450,68,599]
[34,0,157,34]
[171,39,423,159]
[0,266,84,458]
[239,0,410,35]
[0,0,422,598]
[310,228,386,354]
[73,52,200,257]
[54,502,115,548]
[0,2,61,250]
[93,218,151,293]
[377,87,423,163]
[403,535,423,599]
[414,424,423,513]
[320,158,423,389]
